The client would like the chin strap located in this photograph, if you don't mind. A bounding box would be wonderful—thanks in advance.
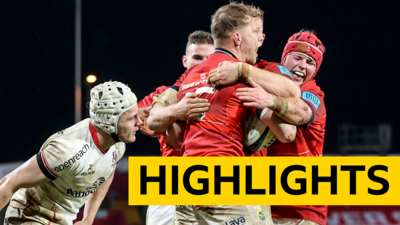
[110,133,120,143]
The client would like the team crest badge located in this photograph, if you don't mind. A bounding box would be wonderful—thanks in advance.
[112,151,118,163]
[298,43,310,53]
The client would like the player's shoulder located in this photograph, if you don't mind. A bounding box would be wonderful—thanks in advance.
[255,59,293,79]
[41,119,91,154]
[55,119,91,138]
[114,142,126,153]
[155,86,169,93]
[300,80,324,98]
[254,59,279,69]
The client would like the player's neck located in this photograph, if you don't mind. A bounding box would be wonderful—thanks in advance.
[93,124,115,151]
[216,43,243,62]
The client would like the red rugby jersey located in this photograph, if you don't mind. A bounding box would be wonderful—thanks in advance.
[267,79,326,156]
[177,52,247,156]
[267,79,327,225]
[176,51,294,156]
[137,86,182,157]
[172,55,294,156]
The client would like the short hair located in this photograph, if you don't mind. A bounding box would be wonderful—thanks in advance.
[185,30,214,54]
[211,2,264,44]
[297,29,326,52]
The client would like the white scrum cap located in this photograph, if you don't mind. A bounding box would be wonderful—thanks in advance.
[89,81,137,135]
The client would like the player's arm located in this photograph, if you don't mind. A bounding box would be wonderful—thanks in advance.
[237,78,296,142]
[260,109,296,143]
[75,168,116,225]
[165,122,186,150]
[138,106,165,137]
[208,61,300,98]
[236,78,313,126]
[147,90,210,132]
[137,86,170,137]
[0,155,51,211]
[271,97,313,126]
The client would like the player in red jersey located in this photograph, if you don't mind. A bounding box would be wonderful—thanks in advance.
[148,3,301,225]
[268,30,327,225]
[148,12,300,137]
[234,30,327,225]
[138,31,215,225]
[138,30,214,157]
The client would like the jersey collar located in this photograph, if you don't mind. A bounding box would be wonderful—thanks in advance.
[89,123,107,154]
[215,48,238,60]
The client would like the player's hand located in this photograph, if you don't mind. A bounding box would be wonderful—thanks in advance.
[139,117,165,137]
[175,92,210,120]
[138,106,164,136]
[208,61,239,88]
[236,78,274,109]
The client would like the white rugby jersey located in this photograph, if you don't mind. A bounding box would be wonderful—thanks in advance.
[10,118,125,225]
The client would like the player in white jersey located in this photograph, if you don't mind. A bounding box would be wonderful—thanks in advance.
[0,81,142,225]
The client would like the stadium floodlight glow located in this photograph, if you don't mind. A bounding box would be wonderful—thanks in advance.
[86,75,97,83]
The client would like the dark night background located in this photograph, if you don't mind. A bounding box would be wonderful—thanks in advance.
[0,0,398,163]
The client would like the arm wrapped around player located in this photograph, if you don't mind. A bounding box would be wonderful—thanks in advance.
[209,61,300,98]
[238,78,296,146]
[151,88,178,108]
[165,121,187,151]
[148,90,210,132]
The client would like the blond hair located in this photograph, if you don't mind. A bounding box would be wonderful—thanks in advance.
[211,2,263,44]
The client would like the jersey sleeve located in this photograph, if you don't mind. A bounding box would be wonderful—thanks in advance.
[114,142,126,164]
[36,141,83,180]
[300,80,325,128]
[171,67,195,91]
[137,86,169,108]
[255,59,294,81]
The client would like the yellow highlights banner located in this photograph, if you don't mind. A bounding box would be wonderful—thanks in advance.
[128,157,400,205]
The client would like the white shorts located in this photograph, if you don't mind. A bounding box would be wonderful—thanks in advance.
[146,205,175,225]
[173,205,273,225]
[4,200,63,225]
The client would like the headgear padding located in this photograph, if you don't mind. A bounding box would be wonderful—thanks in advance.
[281,31,325,81]
[89,81,137,135]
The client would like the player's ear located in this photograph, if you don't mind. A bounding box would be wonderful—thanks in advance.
[182,55,188,68]
[232,32,242,46]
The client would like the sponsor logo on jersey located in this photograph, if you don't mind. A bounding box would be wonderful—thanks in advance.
[81,171,95,176]
[54,144,89,172]
[277,65,293,78]
[200,73,207,79]
[302,91,321,110]
[81,164,95,176]
[111,150,118,167]
[181,76,208,91]
[257,208,266,220]
[224,216,245,225]
[66,177,105,197]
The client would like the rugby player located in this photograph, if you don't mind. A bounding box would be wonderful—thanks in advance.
[218,30,327,225]
[139,30,214,225]
[148,2,300,224]
[0,81,142,225]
